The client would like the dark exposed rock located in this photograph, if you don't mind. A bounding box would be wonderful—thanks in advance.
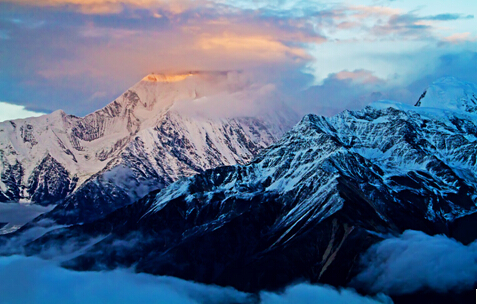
[27,154,76,205]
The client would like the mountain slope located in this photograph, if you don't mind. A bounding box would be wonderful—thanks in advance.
[20,78,477,298]
[0,71,298,224]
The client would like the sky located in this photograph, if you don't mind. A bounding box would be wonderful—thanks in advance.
[0,0,476,119]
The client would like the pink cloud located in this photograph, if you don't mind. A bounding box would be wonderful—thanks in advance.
[443,32,476,44]
[334,70,384,85]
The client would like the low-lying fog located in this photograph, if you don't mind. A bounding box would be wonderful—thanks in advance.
[0,255,390,304]
[0,202,55,235]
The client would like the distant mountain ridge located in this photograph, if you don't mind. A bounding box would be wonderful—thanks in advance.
[0,71,298,224]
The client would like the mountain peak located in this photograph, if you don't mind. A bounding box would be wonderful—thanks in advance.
[415,76,477,113]
[50,109,66,117]
[432,76,464,85]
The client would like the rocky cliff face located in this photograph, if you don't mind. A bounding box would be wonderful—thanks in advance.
[21,77,477,300]
[0,71,298,224]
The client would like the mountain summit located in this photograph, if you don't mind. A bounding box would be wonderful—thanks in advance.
[0,71,298,225]
[415,76,477,113]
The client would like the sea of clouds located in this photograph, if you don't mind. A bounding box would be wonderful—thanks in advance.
[1,203,476,303]
[0,255,390,304]
[351,230,477,296]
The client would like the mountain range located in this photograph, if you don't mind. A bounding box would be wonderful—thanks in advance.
[2,75,477,303]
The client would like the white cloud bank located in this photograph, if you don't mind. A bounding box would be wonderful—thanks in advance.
[260,283,391,304]
[0,255,253,304]
[0,101,46,122]
[351,230,477,296]
[0,255,391,304]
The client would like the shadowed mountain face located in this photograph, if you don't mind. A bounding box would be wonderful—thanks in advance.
[21,78,477,303]
[0,71,298,225]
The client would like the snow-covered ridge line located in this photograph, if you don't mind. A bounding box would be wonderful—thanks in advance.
[0,71,298,224]
[148,76,477,223]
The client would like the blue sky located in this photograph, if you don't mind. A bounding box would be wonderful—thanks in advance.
[0,0,476,118]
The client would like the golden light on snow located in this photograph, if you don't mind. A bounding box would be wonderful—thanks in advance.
[142,72,197,83]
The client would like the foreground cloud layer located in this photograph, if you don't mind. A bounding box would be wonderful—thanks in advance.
[352,230,477,296]
[0,255,390,303]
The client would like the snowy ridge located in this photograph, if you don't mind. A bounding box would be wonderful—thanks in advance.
[0,71,298,223]
[148,77,477,227]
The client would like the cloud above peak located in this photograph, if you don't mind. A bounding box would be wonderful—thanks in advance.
[197,33,314,61]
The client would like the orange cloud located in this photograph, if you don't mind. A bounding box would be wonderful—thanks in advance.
[197,33,311,61]
[35,25,312,86]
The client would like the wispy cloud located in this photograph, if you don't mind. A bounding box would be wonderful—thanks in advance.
[319,5,474,42]
[443,32,477,44]
[426,13,473,21]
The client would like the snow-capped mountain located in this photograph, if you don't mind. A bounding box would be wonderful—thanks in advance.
[21,77,477,299]
[415,76,477,112]
[0,71,298,224]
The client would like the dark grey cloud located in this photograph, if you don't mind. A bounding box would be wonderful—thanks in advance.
[0,5,131,114]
